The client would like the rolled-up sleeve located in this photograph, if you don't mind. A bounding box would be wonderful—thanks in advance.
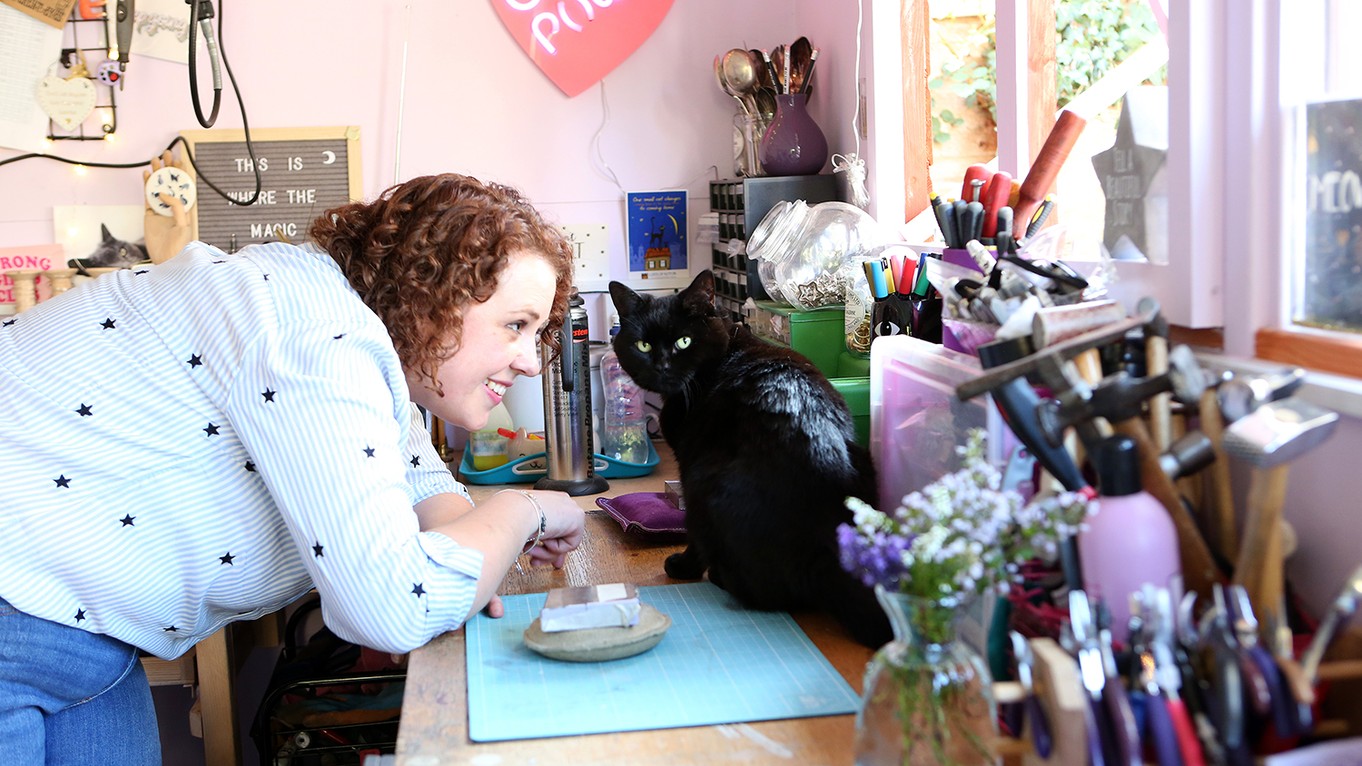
[227,321,482,653]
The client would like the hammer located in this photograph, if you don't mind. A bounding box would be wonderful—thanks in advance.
[1138,297,1174,452]
[975,335,1092,591]
[1035,345,1225,598]
[1200,365,1307,563]
[1225,397,1339,653]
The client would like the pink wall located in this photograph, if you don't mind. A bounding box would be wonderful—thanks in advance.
[0,0,886,320]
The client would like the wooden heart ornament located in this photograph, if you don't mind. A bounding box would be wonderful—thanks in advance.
[37,75,97,131]
[492,0,675,98]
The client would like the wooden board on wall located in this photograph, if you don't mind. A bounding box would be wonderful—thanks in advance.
[179,126,361,252]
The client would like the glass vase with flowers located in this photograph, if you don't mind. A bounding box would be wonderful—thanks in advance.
[838,429,1093,766]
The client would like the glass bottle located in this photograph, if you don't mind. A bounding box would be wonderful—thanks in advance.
[599,316,649,464]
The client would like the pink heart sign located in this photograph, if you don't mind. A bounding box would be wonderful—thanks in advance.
[492,0,675,98]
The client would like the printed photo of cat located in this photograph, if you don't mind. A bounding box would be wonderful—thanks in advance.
[67,224,151,272]
[609,271,892,648]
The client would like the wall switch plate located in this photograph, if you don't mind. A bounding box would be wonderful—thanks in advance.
[561,224,609,292]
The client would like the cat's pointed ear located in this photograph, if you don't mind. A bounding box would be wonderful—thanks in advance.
[100,224,114,242]
[608,281,643,318]
[680,270,716,310]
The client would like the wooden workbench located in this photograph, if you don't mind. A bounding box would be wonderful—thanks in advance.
[394,443,876,765]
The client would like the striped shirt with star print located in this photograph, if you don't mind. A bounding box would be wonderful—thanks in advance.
[0,240,481,660]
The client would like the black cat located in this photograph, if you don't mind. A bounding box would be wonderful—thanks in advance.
[608,270,891,648]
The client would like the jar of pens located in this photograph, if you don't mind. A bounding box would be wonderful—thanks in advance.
[901,110,1120,353]
[852,245,924,354]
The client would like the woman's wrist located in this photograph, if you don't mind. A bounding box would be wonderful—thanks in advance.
[494,489,546,552]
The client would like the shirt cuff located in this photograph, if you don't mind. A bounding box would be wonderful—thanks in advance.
[416,530,484,626]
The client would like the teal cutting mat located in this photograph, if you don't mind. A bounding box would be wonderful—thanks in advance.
[465,581,860,742]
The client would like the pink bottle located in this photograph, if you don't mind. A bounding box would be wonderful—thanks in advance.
[1078,434,1182,640]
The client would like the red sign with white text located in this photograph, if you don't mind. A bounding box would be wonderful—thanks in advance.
[492,0,675,98]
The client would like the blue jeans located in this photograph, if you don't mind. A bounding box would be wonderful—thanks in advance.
[0,597,160,765]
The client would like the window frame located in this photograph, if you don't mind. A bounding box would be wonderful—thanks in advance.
[1252,0,1362,378]
[986,1,1224,329]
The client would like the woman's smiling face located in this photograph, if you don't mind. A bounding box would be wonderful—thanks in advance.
[407,250,557,431]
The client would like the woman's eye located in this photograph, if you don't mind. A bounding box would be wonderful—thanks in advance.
[674,336,691,350]
[635,340,652,353]
[507,321,525,332]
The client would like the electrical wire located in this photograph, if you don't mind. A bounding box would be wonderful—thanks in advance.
[832,0,870,209]
[210,0,262,205]
[590,84,725,193]
[591,82,625,195]
[1,0,262,207]
[188,0,222,128]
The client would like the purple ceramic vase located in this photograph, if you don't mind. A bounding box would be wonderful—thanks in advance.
[759,93,829,177]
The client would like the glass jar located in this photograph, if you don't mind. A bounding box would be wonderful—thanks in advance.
[747,200,889,311]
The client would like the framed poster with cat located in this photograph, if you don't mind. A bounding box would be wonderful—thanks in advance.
[52,204,149,271]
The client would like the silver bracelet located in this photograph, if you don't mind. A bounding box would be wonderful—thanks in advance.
[496,489,546,555]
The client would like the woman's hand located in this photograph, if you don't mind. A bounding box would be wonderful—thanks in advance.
[143,150,194,264]
[432,488,586,621]
[520,490,585,569]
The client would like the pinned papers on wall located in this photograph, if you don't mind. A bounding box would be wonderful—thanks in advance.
[0,4,62,152]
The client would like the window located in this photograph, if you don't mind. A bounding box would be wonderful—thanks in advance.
[1256,0,1362,377]
[942,1,1234,330]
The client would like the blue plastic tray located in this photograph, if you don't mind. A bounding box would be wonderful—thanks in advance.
[458,440,659,485]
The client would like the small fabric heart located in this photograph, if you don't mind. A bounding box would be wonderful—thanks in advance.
[37,75,97,132]
[492,0,674,98]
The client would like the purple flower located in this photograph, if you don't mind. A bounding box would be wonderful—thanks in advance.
[837,521,912,589]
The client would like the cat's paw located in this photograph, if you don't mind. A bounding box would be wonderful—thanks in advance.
[664,551,704,580]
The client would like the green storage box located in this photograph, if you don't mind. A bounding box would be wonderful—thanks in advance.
[750,300,846,378]
[830,376,870,449]
[836,351,871,378]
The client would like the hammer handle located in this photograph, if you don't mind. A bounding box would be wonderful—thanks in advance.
[1147,335,1172,451]
[1232,464,1290,637]
[1198,388,1239,562]
[1112,417,1222,599]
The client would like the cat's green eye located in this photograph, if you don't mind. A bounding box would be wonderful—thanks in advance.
[635,340,652,353]
[674,336,691,350]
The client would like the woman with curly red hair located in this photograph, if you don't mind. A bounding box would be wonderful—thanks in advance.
[0,173,585,763]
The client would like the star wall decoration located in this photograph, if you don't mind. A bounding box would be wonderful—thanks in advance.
[1091,86,1169,260]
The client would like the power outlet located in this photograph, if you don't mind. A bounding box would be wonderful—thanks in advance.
[561,224,610,292]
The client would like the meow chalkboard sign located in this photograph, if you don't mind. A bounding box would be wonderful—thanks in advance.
[180,126,361,252]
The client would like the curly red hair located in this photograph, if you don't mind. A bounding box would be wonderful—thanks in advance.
[311,174,574,390]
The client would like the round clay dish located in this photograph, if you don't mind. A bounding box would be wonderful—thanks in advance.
[523,604,671,662]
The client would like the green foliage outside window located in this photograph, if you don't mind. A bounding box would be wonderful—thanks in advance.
[931,0,1162,145]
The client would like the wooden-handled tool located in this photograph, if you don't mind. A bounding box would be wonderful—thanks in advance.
[1198,387,1238,562]
[1201,365,1306,565]
[1015,110,1088,230]
[1140,297,1172,452]
[1226,398,1339,650]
